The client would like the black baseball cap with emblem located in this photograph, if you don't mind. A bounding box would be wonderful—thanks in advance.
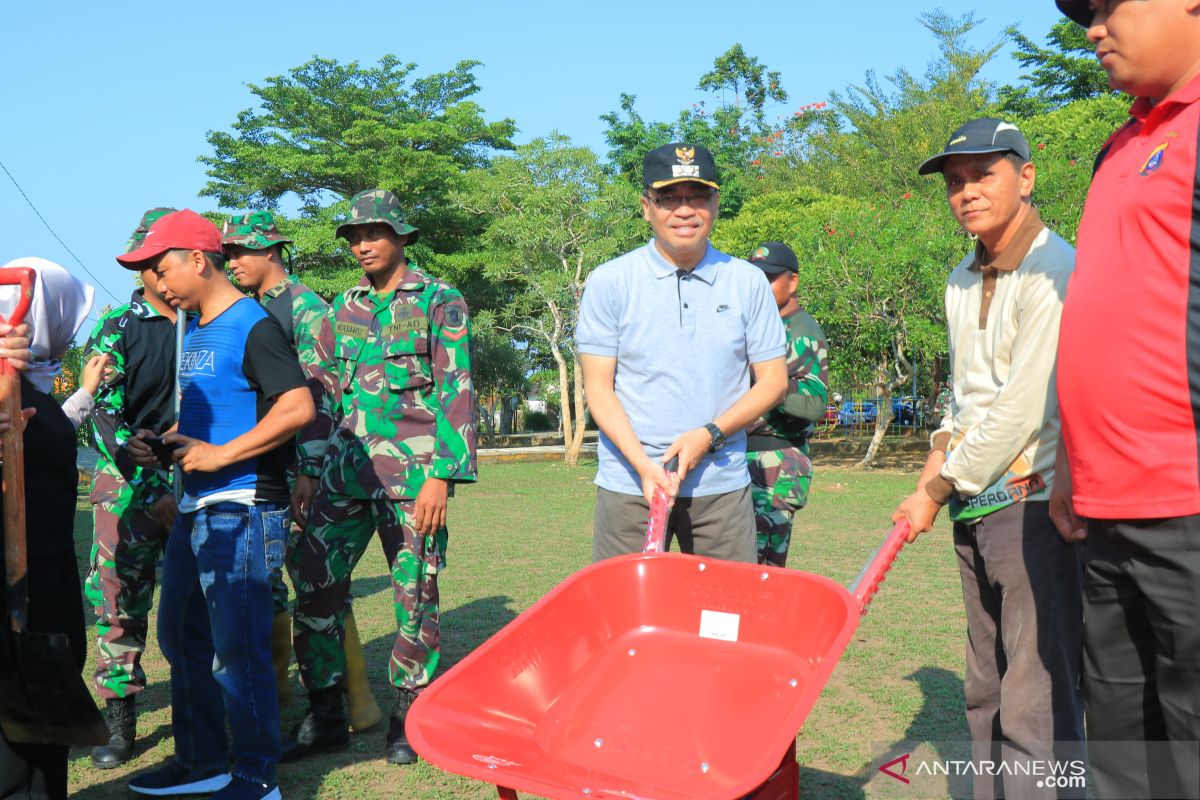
[749,241,799,275]
[643,142,720,191]
[917,117,1032,176]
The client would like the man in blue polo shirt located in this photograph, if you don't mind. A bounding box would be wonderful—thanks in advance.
[578,143,787,562]
[117,210,314,800]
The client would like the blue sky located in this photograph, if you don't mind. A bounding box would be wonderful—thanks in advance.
[1,1,1068,327]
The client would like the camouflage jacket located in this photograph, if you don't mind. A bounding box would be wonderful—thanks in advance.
[84,291,176,509]
[323,265,477,500]
[746,308,829,447]
[261,276,337,479]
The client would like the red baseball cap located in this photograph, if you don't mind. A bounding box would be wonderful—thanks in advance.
[116,209,223,268]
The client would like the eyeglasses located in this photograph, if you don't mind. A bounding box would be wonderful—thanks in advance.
[646,189,715,211]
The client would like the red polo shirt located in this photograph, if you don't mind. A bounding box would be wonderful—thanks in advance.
[1058,73,1200,519]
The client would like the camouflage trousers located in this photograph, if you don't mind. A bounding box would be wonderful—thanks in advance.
[747,446,812,568]
[290,491,446,692]
[82,483,170,699]
[270,518,353,617]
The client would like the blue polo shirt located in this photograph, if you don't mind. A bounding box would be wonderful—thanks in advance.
[577,240,786,497]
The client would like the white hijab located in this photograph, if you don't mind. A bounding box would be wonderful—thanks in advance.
[0,257,96,393]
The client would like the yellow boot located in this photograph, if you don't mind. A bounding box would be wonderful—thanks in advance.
[344,610,383,733]
[270,612,293,703]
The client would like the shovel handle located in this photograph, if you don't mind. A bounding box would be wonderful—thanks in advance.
[849,520,910,615]
[0,267,36,633]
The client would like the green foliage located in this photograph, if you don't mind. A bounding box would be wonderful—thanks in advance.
[200,55,516,255]
[601,44,796,216]
[1021,94,1130,241]
[715,191,957,392]
[471,311,529,401]
[453,135,642,360]
[799,11,1003,199]
[999,19,1119,116]
[522,410,553,432]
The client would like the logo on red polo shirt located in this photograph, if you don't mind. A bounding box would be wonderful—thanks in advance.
[1140,142,1170,176]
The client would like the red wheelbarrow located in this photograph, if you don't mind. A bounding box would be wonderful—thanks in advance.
[409,520,910,800]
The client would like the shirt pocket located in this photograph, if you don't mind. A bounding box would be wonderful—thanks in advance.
[384,331,433,393]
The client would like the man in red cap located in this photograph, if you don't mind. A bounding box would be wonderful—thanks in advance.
[119,210,314,800]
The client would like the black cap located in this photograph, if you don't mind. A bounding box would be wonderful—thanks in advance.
[749,241,798,275]
[917,117,1032,176]
[643,142,720,190]
[1055,0,1092,27]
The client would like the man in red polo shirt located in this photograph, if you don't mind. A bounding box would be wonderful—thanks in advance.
[1052,2,1200,798]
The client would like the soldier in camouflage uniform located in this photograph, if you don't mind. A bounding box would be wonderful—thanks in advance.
[744,242,829,567]
[283,189,477,766]
[221,210,382,733]
[82,208,180,768]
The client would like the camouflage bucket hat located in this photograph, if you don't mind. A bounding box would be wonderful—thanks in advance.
[121,207,177,264]
[335,189,420,244]
[221,210,293,250]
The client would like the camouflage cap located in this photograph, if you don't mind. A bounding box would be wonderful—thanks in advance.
[335,189,419,244]
[221,210,293,251]
[122,207,177,264]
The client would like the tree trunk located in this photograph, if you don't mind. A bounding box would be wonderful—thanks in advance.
[549,339,574,462]
[858,342,915,468]
[858,387,895,468]
[564,353,588,466]
[500,396,515,435]
[477,398,495,441]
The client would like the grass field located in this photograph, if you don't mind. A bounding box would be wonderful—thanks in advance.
[66,460,969,799]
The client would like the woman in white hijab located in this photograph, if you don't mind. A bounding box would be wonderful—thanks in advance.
[0,257,96,800]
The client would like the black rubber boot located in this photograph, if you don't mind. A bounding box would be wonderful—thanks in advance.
[384,688,418,765]
[280,686,349,762]
[91,696,136,769]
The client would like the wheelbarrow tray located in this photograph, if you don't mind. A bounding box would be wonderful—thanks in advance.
[409,552,863,800]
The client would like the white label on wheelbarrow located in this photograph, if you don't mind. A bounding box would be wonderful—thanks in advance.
[699,609,740,642]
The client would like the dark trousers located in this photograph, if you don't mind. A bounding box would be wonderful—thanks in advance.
[1082,516,1200,800]
[0,553,86,800]
[954,500,1085,799]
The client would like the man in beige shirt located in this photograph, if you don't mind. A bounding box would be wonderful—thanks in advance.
[893,118,1083,800]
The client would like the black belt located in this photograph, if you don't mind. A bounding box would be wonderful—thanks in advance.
[746,434,806,453]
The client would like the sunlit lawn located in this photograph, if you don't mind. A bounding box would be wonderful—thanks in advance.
[68,459,968,799]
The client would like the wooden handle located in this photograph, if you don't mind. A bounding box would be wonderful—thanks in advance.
[1,369,27,633]
[0,266,36,633]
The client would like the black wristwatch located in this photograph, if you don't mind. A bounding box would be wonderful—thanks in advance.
[704,423,726,453]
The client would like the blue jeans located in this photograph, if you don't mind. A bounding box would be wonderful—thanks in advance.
[158,501,288,784]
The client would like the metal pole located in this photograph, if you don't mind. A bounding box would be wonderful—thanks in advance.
[173,311,185,501]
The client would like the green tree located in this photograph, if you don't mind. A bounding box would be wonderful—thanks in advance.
[200,55,516,257]
[453,135,643,465]
[999,19,1119,116]
[800,11,1003,200]
[1022,94,1130,239]
[715,190,960,466]
[471,312,529,438]
[601,44,792,216]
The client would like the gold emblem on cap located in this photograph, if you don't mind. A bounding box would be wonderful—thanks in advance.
[675,146,696,165]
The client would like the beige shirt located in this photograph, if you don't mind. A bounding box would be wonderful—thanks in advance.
[927,209,1074,507]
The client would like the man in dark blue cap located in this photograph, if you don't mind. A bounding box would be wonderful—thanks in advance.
[896,117,1084,799]
[577,143,787,563]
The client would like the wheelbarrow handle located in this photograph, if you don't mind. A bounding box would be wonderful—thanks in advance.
[849,520,910,615]
[0,267,37,634]
[642,456,679,554]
